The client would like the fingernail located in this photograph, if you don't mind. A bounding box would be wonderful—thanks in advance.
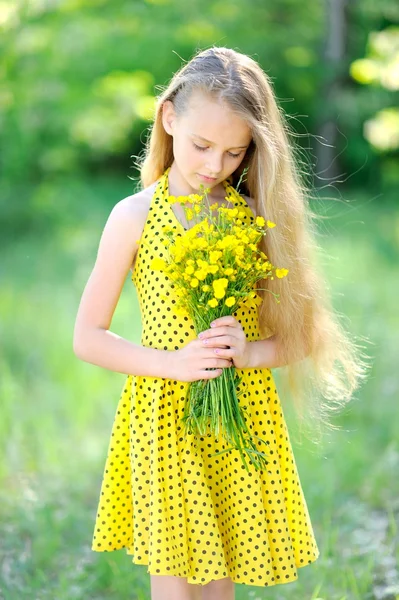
[210,322,216,327]
[198,333,204,339]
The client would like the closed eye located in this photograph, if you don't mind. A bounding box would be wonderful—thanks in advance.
[192,142,241,159]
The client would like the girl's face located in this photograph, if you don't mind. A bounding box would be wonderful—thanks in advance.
[162,90,252,193]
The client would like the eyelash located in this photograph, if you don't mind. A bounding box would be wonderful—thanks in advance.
[193,142,241,159]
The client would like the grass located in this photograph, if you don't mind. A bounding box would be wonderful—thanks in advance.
[0,179,398,599]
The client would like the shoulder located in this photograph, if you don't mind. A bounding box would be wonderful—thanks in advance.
[109,180,158,222]
[97,180,159,272]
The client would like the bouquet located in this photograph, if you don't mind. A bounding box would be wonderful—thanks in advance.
[150,172,289,472]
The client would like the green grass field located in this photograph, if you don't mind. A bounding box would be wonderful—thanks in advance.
[1,180,398,599]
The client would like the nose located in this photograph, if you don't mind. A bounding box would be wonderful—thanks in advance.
[205,151,223,176]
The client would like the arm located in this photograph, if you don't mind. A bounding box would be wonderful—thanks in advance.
[247,335,311,369]
[73,194,174,378]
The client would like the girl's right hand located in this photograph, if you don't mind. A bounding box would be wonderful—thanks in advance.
[169,339,232,382]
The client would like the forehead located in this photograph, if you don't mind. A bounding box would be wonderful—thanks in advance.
[181,90,252,146]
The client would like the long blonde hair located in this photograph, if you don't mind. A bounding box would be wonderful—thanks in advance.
[134,46,371,443]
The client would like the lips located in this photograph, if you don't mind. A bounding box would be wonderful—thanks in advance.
[198,173,217,181]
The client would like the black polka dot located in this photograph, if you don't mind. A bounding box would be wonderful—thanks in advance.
[90,167,320,587]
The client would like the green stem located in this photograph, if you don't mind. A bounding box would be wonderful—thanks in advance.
[181,365,271,473]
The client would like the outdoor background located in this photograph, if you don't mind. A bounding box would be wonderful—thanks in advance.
[1,0,399,598]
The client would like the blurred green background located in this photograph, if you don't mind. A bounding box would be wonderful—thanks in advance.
[1,0,398,598]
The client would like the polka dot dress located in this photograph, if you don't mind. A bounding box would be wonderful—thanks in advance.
[91,166,320,587]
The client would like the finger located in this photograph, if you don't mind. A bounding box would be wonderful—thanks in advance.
[201,368,223,379]
[210,316,243,329]
[198,325,242,343]
[202,357,233,369]
[213,347,235,358]
[200,334,236,347]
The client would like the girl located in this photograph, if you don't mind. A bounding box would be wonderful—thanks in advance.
[73,46,369,600]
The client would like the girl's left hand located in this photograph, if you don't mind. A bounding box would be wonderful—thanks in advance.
[197,315,251,369]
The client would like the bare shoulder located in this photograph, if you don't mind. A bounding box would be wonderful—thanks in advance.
[112,180,157,220]
[98,180,158,274]
[121,180,158,269]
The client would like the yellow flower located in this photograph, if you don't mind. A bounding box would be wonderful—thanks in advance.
[202,284,211,292]
[227,207,238,218]
[209,250,223,264]
[193,204,201,214]
[256,216,265,227]
[267,220,276,228]
[208,264,219,274]
[185,208,194,221]
[213,277,228,299]
[150,258,167,271]
[185,265,195,275]
[209,202,219,210]
[194,269,208,281]
[188,193,203,204]
[225,296,236,307]
[224,267,234,276]
[214,288,226,299]
[213,277,229,289]
[208,298,219,308]
[190,278,199,287]
[275,268,289,278]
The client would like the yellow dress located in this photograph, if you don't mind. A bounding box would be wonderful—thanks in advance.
[91,166,320,587]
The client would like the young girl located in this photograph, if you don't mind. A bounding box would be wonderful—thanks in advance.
[73,46,369,600]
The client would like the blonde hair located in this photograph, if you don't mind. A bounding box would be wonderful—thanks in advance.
[134,46,371,443]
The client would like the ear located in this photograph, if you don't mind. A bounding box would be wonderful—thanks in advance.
[162,100,176,136]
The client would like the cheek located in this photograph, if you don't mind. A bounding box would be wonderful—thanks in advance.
[173,138,196,165]
[184,143,203,168]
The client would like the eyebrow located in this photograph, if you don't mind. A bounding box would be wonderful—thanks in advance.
[191,133,249,149]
